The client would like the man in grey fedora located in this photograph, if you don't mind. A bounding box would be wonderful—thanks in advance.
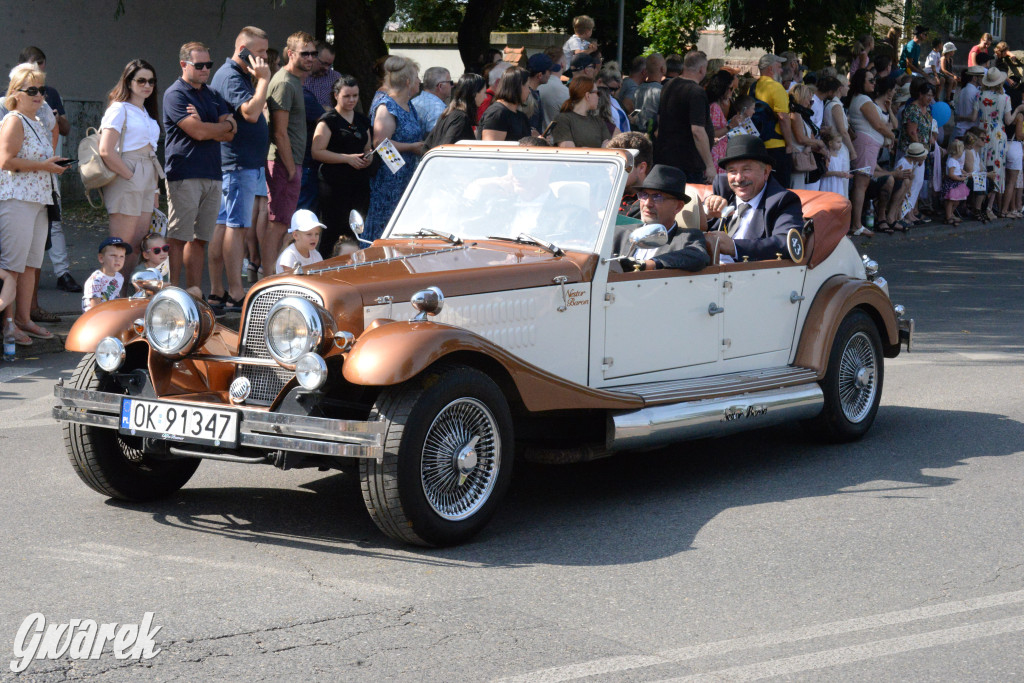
[704,135,804,262]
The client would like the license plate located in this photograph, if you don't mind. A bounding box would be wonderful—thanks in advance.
[120,398,240,448]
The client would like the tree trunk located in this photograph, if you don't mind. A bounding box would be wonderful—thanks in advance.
[458,0,508,73]
[323,0,395,110]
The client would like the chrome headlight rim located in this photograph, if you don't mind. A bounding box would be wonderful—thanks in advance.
[95,336,126,372]
[294,352,328,391]
[143,287,204,359]
[265,296,325,370]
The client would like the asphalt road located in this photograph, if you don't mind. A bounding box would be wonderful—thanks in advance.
[1,224,1023,681]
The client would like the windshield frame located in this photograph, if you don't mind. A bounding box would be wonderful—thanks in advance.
[381,147,629,255]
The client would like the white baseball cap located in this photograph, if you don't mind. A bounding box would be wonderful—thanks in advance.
[289,209,326,233]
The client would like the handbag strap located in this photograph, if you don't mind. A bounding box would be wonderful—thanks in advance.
[14,112,56,194]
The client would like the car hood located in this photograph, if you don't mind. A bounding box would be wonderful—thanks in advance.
[263,239,597,308]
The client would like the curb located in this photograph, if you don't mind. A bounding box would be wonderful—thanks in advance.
[849,215,1022,246]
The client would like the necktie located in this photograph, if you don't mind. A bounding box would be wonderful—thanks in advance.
[727,202,749,237]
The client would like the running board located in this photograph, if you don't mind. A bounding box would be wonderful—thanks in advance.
[608,384,823,451]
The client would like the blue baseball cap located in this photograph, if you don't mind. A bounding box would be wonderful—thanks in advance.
[98,236,132,254]
[528,53,558,74]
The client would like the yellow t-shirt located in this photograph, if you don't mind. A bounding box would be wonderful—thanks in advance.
[755,76,789,150]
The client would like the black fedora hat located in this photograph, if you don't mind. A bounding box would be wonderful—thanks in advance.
[717,134,775,168]
[635,164,690,203]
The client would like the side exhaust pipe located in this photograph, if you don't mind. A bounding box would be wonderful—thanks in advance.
[609,384,824,451]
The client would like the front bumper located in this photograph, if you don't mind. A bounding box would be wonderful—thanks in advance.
[52,381,385,460]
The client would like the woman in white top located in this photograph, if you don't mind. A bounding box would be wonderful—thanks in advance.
[100,59,163,275]
[847,70,896,234]
[819,76,855,160]
[0,63,68,345]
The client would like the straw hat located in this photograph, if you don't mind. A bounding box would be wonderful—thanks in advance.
[982,68,1008,88]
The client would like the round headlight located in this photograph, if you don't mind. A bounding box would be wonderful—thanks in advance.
[295,353,328,390]
[95,336,126,372]
[144,287,210,358]
[265,296,324,369]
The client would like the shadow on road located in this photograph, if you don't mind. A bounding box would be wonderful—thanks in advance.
[111,405,1024,566]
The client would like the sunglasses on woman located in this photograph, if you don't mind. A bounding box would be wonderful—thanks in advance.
[133,77,157,86]
[18,86,47,96]
[148,245,170,254]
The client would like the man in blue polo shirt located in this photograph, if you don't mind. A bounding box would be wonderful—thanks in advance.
[163,41,236,294]
[208,26,271,312]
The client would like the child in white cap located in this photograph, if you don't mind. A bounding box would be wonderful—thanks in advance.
[276,209,325,274]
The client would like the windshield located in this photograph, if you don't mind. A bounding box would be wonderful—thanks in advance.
[386,155,619,253]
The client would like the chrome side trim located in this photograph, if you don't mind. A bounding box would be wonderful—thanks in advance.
[609,384,823,451]
[53,385,385,459]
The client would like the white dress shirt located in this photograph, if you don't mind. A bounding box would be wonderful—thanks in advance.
[719,183,768,263]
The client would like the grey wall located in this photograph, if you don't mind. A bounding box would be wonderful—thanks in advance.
[1,0,316,197]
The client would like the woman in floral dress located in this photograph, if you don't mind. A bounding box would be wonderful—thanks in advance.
[978,70,1024,205]
[365,56,423,241]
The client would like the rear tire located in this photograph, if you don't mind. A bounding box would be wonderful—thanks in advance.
[360,363,514,547]
[805,309,884,442]
[62,354,200,501]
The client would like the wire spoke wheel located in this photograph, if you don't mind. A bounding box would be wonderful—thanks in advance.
[421,398,500,521]
[837,331,878,423]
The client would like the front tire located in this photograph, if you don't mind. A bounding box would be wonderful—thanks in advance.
[360,363,514,547]
[62,354,200,501]
[805,309,884,442]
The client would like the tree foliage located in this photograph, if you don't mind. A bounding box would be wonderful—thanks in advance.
[638,0,725,56]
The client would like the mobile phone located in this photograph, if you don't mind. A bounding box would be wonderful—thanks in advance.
[362,151,374,160]
[238,47,253,63]
[56,158,77,167]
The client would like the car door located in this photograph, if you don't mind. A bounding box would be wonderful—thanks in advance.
[720,262,807,360]
[600,268,721,381]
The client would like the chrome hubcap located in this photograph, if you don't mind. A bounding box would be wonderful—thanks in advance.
[838,331,878,423]
[421,398,500,521]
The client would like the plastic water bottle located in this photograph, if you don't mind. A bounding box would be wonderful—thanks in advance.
[2,318,16,362]
[864,203,875,230]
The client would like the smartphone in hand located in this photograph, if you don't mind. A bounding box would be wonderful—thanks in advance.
[56,158,77,167]
[238,47,253,63]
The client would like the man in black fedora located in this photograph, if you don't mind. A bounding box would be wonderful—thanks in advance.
[612,164,709,272]
[704,135,803,262]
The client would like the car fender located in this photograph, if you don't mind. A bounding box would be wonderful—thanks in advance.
[343,320,642,412]
[794,276,900,375]
[65,298,149,352]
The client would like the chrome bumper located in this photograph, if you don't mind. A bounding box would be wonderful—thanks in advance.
[52,383,385,460]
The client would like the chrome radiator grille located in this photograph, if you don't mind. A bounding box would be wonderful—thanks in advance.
[238,286,324,405]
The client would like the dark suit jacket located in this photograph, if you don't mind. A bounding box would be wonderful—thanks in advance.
[708,175,804,261]
[612,222,710,272]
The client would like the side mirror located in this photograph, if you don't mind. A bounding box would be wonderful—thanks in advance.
[349,210,365,236]
[627,224,669,256]
[130,269,164,299]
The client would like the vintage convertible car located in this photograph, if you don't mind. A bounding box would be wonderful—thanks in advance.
[53,145,913,547]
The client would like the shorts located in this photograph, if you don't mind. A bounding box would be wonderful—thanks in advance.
[166,178,221,243]
[0,199,48,272]
[217,167,262,228]
[853,135,883,171]
[1006,141,1023,171]
[255,166,268,198]
[103,146,162,216]
[266,160,302,225]
[865,175,901,201]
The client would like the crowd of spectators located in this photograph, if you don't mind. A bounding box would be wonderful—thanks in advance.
[2,19,1024,336]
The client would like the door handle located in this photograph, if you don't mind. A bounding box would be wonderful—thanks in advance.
[790,291,805,303]
[708,303,725,316]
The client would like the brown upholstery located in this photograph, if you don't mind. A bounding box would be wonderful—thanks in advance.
[685,184,852,268]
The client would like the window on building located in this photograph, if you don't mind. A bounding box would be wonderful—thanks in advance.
[951,16,965,39]
[989,7,1004,40]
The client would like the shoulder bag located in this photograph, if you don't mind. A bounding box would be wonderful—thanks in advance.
[79,108,128,206]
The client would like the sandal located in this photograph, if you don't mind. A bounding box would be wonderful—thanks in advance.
[893,220,912,232]
[875,221,895,234]
[9,328,32,346]
[18,323,54,340]
[30,307,60,323]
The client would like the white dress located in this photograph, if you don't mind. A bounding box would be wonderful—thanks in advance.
[818,146,850,198]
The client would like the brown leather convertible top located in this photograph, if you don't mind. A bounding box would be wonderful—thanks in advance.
[688,184,852,268]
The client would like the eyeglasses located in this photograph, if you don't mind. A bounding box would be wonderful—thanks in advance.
[441,80,454,87]
[148,245,170,254]
[17,86,47,96]
[637,191,669,204]
[299,51,318,58]
[185,61,214,70]
[133,77,157,86]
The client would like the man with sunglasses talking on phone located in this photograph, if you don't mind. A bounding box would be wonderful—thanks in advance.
[163,41,236,296]
[264,31,317,279]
